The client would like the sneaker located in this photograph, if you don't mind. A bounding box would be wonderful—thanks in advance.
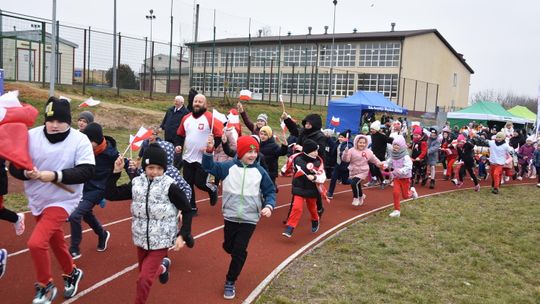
[389,210,401,217]
[443,175,450,181]
[311,220,320,233]
[14,213,25,236]
[429,179,435,189]
[484,173,490,181]
[491,188,499,194]
[0,248,7,279]
[451,178,459,185]
[98,198,107,208]
[410,187,418,199]
[443,169,447,176]
[282,226,294,238]
[364,180,377,187]
[97,231,111,252]
[223,280,236,300]
[69,248,81,260]
[537,183,540,188]
[159,257,171,284]
[317,207,325,218]
[209,189,218,206]
[504,176,510,182]
[352,198,360,206]
[530,175,536,179]
[326,192,333,200]
[421,178,428,186]
[63,267,83,298]
[474,184,481,192]
[33,282,57,304]
[358,194,366,206]
[379,183,386,190]
[517,176,523,181]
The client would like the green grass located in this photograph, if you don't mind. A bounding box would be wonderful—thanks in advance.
[257,185,540,304]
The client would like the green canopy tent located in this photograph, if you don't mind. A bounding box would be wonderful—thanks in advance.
[447,101,531,129]
[507,105,537,123]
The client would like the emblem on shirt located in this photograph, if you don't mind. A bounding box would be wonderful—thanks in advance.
[198,123,204,130]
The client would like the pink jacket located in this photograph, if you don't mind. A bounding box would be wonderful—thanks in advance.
[342,135,382,179]
[214,127,238,162]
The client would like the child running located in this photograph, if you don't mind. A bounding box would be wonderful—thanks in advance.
[451,134,481,191]
[382,135,418,217]
[326,130,353,199]
[342,135,382,206]
[426,128,441,189]
[106,143,194,304]
[283,139,326,237]
[202,135,275,300]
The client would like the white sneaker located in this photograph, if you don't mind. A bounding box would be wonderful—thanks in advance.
[443,169,447,176]
[14,213,25,236]
[352,198,360,206]
[451,178,459,185]
[530,175,536,179]
[358,194,366,206]
[516,176,523,180]
[410,187,418,199]
[389,210,401,217]
[537,183,540,188]
[504,176,510,182]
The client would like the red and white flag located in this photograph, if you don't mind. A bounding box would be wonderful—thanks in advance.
[79,97,101,107]
[330,116,340,127]
[134,126,153,142]
[239,89,252,101]
[212,108,227,123]
[129,135,143,151]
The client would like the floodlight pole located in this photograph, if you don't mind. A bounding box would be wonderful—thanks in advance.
[328,0,337,105]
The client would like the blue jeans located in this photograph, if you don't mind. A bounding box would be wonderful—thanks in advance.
[327,164,350,196]
[69,199,105,251]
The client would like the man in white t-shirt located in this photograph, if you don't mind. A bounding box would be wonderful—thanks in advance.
[9,97,95,303]
[176,94,223,213]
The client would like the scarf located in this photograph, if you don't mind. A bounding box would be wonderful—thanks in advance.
[93,138,107,155]
[391,148,408,160]
[43,126,71,144]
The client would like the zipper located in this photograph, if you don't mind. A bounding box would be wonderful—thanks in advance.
[145,179,152,250]
[237,164,247,220]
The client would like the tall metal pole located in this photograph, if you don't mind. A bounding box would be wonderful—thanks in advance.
[246,18,252,90]
[112,0,117,88]
[167,0,173,94]
[49,0,57,97]
[328,0,337,104]
[211,9,216,97]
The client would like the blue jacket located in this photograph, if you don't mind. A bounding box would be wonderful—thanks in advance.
[160,105,189,143]
[83,136,119,203]
[202,153,276,224]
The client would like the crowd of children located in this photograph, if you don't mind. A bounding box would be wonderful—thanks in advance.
[1,92,539,303]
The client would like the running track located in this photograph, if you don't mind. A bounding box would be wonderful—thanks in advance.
[0,172,536,303]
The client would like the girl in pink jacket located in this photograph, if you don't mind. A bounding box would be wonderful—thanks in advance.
[342,135,382,206]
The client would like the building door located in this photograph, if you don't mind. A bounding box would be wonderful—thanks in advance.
[44,51,62,83]
[17,48,35,81]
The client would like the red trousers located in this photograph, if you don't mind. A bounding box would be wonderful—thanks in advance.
[446,157,457,178]
[392,178,411,211]
[286,195,319,228]
[135,247,168,304]
[27,206,74,285]
[490,164,503,189]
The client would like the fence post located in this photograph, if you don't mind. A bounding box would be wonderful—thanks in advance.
[262,58,266,102]
[150,41,154,98]
[0,10,3,69]
[42,22,46,87]
[87,26,91,85]
[223,52,228,103]
[413,79,418,112]
[424,81,429,112]
[177,46,182,95]
[143,37,147,92]
[269,59,273,103]
[435,84,439,113]
[82,28,87,95]
[290,63,295,107]
[116,32,121,96]
[202,50,207,94]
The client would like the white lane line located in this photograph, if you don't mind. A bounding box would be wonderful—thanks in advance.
[242,183,537,303]
[7,183,294,258]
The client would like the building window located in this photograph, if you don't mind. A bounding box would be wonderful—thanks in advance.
[453,73,457,87]
[333,73,355,96]
[220,47,248,67]
[319,43,356,67]
[283,44,317,67]
[357,73,398,100]
[251,46,280,67]
[359,41,400,67]
[192,48,216,68]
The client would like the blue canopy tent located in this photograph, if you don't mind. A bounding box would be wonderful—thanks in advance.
[326,91,408,133]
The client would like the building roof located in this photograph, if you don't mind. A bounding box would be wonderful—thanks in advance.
[187,29,473,74]
[1,30,78,48]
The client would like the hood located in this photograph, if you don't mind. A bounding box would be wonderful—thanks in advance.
[353,134,369,150]
[302,114,322,133]
[157,141,175,166]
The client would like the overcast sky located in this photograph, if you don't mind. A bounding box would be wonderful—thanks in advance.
[2,0,540,99]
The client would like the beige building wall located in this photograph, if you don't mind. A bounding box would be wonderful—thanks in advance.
[401,33,471,112]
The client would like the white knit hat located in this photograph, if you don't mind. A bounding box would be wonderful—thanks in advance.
[370,120,381,131]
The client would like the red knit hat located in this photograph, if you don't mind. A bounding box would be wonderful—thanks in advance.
[236,136,259,159]
[413,126,423,135]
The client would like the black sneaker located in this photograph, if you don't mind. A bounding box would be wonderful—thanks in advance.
[282,226,294,238]
[429,179,435,189]
[0,249,7,279]
[33,281,57,304]
[223,280,236,300]
[159,257,171,284]
[184,234,195,248]
[209,189,218,206]
[63,267,83,298]
[421,178,428,186]
[69,248,81,260]
[97,231,111,252]
[317,207,325,218]
[311,220,320,233]
[491,188,499,194]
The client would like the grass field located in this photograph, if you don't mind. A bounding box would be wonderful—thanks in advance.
[256,185,540,304]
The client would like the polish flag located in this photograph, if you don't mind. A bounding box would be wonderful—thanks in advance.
[239,89,252,101]
[227,109,241,135]
[79,97,101,107]
[330,116,340,127]
[129,135,143,151]
[134,126,153,142]
[280,120,288,132]
[0,90,22,108]
[212,109,227,123]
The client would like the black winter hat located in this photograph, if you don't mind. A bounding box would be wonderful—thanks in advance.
[339,129,351,138]
[44,96,72,124]
[303,139,318,154]
[142,143,168,171]
[82,122,104,144]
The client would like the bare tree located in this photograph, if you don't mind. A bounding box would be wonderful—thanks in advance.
[261,26,272,36]
[471,89,537,112]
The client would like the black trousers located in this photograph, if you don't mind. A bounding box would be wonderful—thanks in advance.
[223,220,256,282]
[458,162,479,186]
[182,160,213,210]
[350,177,363,198]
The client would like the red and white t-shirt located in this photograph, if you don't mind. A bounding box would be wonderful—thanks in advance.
[177,111,223,163]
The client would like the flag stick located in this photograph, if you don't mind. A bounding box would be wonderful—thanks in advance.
[279,95,285,113]
[122,144,131,157]
[53,182,74,193]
